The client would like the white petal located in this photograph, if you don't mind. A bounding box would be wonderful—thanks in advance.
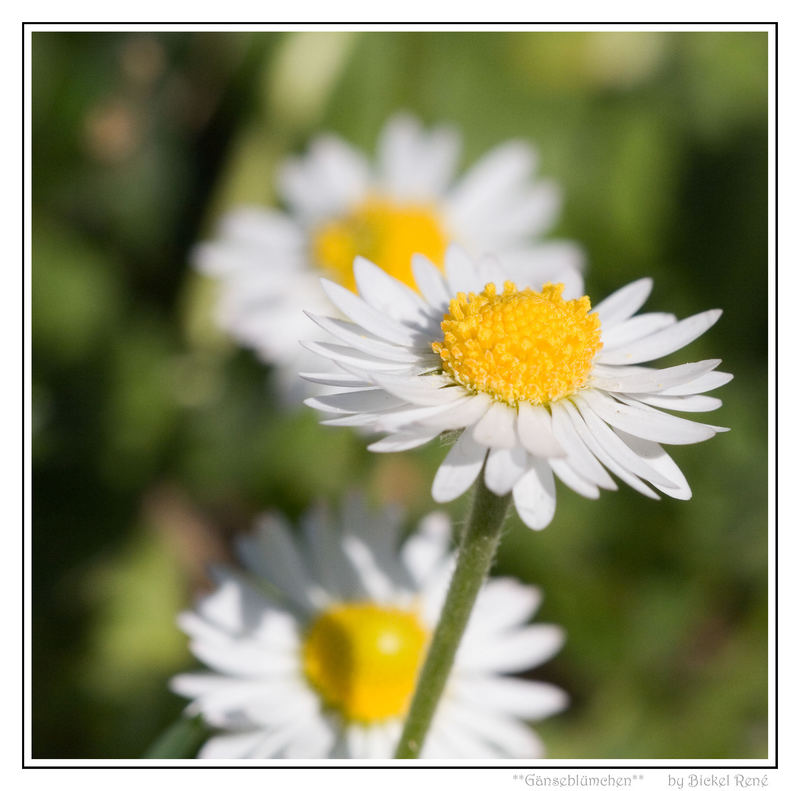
[416,392,493,430]
[472,401,518,448]
[600,312,677,349]
[176,610,281,658]
[517,402,565,458]
[320,411,385,427]
[299,371,373,388]
[277,135,369,221]
[305,389,406,415]
[249,724,307,758]
[372,373,467,406]
[240,679,320,728]
[500,241,586,294]
[458,624,565,672]
[444,244,483,294]
[170,672,264,703]
[239,514,322,612]
[360,721,395,758]
[193,569,277,635]
[307,135,371,205]
[341,533,395,602]
[484,445,528,495]
[451,677,568,720]
[549,457,600,499]
[301,340,412,372]
[401,511,452,585]
[184,684,292,733]
[591,359,723,394]
[446,141,537,229]
[475,255,509,292]
[190,677,312,728]
[597,309,722,365]
[377,113,427,193]
[417,731,449,759]
[572,398,676,489]
[382,720,403,757]
[306,313,424,362]
[341,494,408,591]
[512,459,557,530]
[186,635,295,678]
[219,205,303,245]
[467,578,542,635]
[372,401,463,432]
[252,610,301,651]
[353,256,434,328]
[327,733,350,758]
[577,389,718,445]
[412,253,451,313]
[198,730,270,759]
[611,428,693,500]
[616,393,729,432]
[368,429,440,452]
[550,402,617,490]
[377,113,460,199]
[488,182,561,239]
[425,715,496,758]
[283,714,337,758]
[344,724,368,759]
[592,278,653,328]
[660,369,734,396]
[300,505,365,601]
[431,431,487,502]
[433,701,545,758]
[414,124,462,197]
[637,393,723,412]
[560,399,659,499]
[320,278,422,345]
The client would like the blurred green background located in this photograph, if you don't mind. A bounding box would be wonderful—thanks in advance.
[32,30,769,759]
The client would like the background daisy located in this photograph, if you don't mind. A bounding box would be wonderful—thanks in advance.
[193,113,585,399]
[304,246,732,531]
[171,498,567,758]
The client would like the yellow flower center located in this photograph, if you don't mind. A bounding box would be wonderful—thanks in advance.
[432,281,603,407]
[302,602,428,723]
[312,196,448,291]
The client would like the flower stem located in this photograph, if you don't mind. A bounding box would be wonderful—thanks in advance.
[394,469,511,758]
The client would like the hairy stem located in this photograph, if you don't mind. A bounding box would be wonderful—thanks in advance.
[394,469,511,758]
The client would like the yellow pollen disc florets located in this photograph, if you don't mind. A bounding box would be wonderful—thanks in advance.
[312,196,448,292]
[431,281,603,407]
[302,602,428,723]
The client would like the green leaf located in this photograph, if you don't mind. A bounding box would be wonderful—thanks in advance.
[142,715,210,759]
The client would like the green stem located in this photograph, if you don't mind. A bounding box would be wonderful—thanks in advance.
[394,469,511,758]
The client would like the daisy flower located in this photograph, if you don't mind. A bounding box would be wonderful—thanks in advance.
[303,246,732,530]
[193,113,584,399]
[171,498,567,758]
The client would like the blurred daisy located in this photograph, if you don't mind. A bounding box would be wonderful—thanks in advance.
[193,114,584,399]
[303,246,732,530]
[171,498,567,758]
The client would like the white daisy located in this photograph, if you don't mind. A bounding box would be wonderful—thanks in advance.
[171,497,567,759]
[193,113,584,399]
[303,246,732,531]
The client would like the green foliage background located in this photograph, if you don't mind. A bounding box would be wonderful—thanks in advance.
[32,30,769,759]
